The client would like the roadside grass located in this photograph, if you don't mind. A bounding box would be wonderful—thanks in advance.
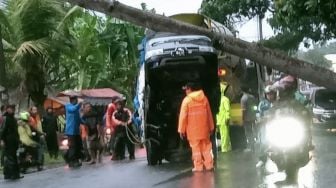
[43,153,65,168]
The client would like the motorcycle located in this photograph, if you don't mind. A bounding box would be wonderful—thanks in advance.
[60,135,70,162]
[265,116,312,179]
[60,135,85,165]
[17,131,44,173]
[103,127,114,155]
[60,135,69,151]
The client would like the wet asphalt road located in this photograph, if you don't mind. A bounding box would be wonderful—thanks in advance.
[1,126,336,188]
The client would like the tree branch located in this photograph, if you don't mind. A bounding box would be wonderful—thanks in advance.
[62,0,336,90]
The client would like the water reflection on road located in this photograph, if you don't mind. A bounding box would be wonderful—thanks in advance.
[261,158,316,188]
[1,128,334,188]
[171,149,318,188]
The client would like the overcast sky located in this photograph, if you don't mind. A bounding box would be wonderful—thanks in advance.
[119,0,274,42]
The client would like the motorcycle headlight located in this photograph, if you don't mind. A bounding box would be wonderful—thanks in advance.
[62,139,68,146]
[106,128,111,135]
[266,117,304,148]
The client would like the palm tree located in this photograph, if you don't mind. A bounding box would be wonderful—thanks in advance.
[0,6,14,104]
[2,0,144,106]
[1,0,69,106]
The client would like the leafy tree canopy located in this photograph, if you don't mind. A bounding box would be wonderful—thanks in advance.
[297,42,336,69]
[200,0,336,51]
[1,0,144,106]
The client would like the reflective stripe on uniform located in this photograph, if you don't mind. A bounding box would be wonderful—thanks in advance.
[192,152,202,157]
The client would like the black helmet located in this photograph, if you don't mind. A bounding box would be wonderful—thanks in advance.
[115,97,126,105]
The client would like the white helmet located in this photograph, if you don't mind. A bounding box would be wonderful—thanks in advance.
[264,85,275,94]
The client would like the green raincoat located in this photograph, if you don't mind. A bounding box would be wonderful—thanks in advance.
[216,83,231,152]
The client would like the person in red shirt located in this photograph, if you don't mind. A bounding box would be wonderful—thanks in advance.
[105,96,121,131]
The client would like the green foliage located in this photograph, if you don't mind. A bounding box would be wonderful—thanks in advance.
[55,12,144,101]
[201,0,336,51]
[261,31,304,52]
[296,43,336,69]
[272,0,336,42]
[1,0,144,106]
[1,0,66,105]
[200,0,270,29]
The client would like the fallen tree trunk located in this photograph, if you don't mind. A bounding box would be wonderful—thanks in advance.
[64,0,336,91]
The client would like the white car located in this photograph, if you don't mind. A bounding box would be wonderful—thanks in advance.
[311,87,336,123]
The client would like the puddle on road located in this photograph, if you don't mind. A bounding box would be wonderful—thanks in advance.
[259,159,316,188]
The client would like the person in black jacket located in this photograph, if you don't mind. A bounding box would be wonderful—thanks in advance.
[0,105,23,180]
[82,103,103,164]
[112,99,135,160]
[42,107,59,159]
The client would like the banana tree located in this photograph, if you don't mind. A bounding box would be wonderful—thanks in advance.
[57,12,144,98]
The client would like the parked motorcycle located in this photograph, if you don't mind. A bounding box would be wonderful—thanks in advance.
[265,116,312,179]
[17,131,44,173]
[60,135,69,150]
[103,127,113,155]
[17,130,44,173]
[60,135,69,163]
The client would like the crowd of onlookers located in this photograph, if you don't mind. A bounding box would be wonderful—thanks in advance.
[0,94,142,180]
[63,96,140,168]
[0,104,61,179]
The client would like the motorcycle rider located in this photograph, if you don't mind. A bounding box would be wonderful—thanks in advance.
[255,85,277,167]
[258,85,276,118]
[256,75,312,168]
[268,75,311,120]
[111,98,135,160]
[18,112,43,171]
[241,88,258,151]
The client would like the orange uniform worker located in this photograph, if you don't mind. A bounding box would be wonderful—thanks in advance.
[178,82,215,172]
